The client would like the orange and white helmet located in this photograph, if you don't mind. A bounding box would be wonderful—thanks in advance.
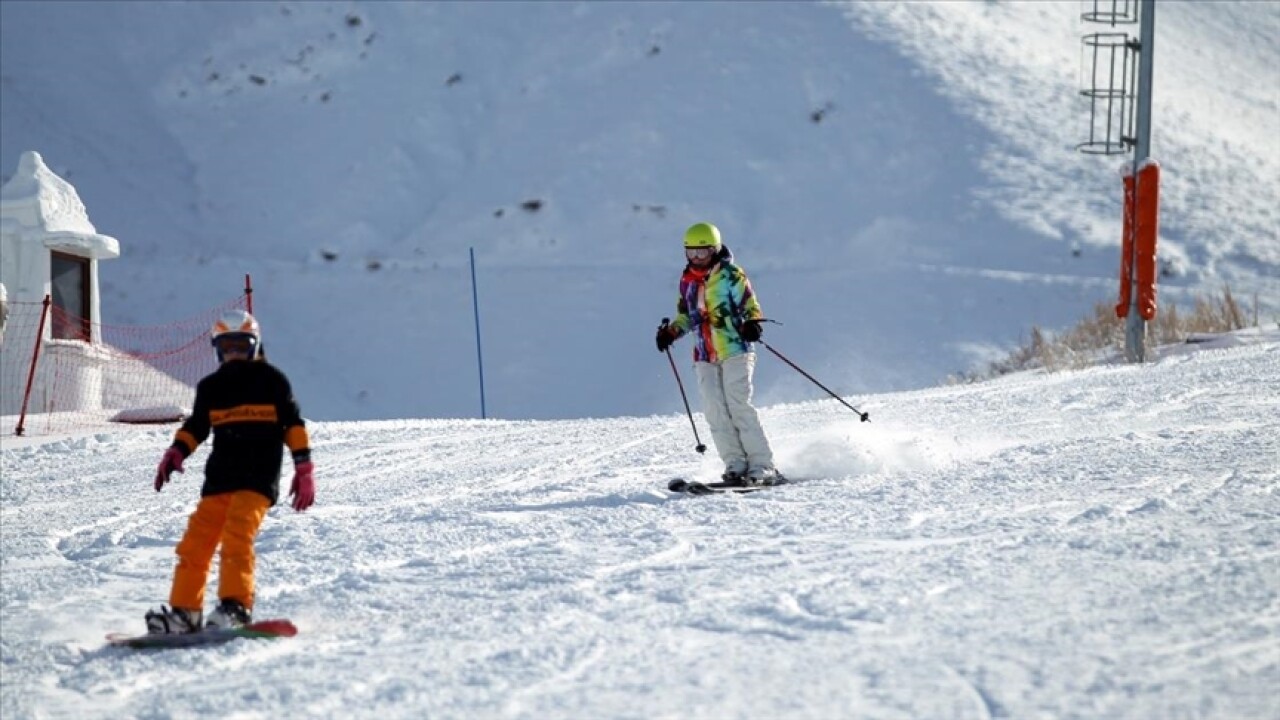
[211,309,261,361]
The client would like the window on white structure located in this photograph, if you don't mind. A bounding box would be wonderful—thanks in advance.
[51,251,91,341]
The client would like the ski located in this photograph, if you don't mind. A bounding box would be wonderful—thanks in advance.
[668,478,754,495]
[667,477,786,495]
[106,619,297,649]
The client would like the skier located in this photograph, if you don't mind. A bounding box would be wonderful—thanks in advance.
[145,309,314,634]
[0,282,8,345]
[656,222,780,486]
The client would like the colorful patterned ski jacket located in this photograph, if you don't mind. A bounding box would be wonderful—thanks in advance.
[671,244,764,363]
[170,359,310,505]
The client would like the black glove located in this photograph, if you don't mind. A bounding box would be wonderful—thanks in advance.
[656,325,677,352]
[739,320,762,343]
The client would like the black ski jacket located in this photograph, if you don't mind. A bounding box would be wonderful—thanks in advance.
[170,359,310,504]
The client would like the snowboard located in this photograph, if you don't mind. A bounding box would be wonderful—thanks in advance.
[106,619,297,649]
[667,477,788,495]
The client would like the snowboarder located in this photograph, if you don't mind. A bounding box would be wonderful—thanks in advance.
[146,309,314,634]
[656,222,780,486]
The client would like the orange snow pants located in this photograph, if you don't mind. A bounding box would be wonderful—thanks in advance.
[169,490,271,612]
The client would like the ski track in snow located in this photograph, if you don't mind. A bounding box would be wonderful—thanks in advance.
[2,334,1279,719]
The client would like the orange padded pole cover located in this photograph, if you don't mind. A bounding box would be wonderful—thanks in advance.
[1134,161,1160,320]
[1115,172,1135,318]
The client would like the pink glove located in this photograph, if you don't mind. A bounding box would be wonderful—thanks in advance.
[154,447,184,492]
[290,461,315,512]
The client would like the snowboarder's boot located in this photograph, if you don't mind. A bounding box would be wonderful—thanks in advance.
[206,598,252,630]
[145,605,203,635]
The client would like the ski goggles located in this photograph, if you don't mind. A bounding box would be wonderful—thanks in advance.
[685,246,716,260]
[212,333,257,357]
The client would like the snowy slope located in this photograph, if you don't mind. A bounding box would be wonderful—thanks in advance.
[2,331,1277,719]
[1,2,1277,422]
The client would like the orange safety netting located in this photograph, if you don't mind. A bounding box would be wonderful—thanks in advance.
[1,294,248,437]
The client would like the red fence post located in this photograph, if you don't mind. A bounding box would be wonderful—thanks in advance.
[16,295,51,437]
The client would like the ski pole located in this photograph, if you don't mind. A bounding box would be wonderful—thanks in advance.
[758,339,870,422]
[659,318,707,453]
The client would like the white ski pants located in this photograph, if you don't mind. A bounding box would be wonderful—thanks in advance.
[694,352,774,474]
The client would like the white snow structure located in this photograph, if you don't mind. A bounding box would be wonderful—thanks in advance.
[0,150,119,417]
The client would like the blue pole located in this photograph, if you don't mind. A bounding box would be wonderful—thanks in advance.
[469,247,487,419]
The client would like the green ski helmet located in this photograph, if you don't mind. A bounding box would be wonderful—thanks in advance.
[683,222,722,250]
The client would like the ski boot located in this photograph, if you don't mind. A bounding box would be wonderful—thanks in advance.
[745,467,780,487]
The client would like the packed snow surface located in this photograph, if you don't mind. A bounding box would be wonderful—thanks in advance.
[2,1,1277,421]
[3,331,1277,719]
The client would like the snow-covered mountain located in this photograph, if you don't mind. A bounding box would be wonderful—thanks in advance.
[2,329,1277,719]
[1,1,1277,423]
